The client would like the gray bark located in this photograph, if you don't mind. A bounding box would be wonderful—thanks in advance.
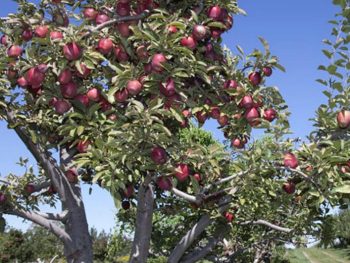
[129,180,154,263]
[4,111,93,263]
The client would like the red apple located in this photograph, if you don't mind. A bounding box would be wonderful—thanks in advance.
[248,72,262,86]
[34,25,49,38]
[77,140,90,153]
[263,66,272,77]
[114,45,129,62]
[99,99,112,112]
[0,192,7,203]
[208,5,222,20]
[58,69,72,85]
[192,25,207,40]
[98,38,114,54]
[114,89,129,103]
[50,31,63,40]
[26,67,45,86]
[168,25,178,34]
[7,45,22,58]
[123,184,134,198]
[122,200,130,210]
[116,22,131,37]
[63,42,82,61]
[175,163,190,182]
[22,29,33,41]
[0,35,8,46]
[76,63,91,78]
[210,106,221,119]
[60,82,78,99]
[224,79,238,90]
[231,138,247,149]
[17,76,28,88]
[151,146,167,165]
[196,111,208,124]
[263,108,277,122]
[151,53,167,73]
[95,13,110,24]
[337,110,350,129]
[65,168,78,184]
[283,182,296,194]
[284,152,298,169]
[54,99,71,114]
[87,88,101,102]
[239,95,254,109]
[25,183,35,194]
[156,176,172,191]
[218,114,229,126]
[160,78,176,97]
[116,2,131,16]
[83,7,98,20]
[74,94,89,107]
[245,107,260,126]
[126,80,143,96]
[180,36,197,50]
[224,212,234,222]
[193,173,201,182]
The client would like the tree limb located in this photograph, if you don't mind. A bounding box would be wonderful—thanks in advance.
[7,208,71,244]
[240,219,292,233]
[171,187,203,205]
[82,10,151,38]
[36,210,69,222]
[168,214,212,263]
[180,236,222,263]
[5,110,70,201]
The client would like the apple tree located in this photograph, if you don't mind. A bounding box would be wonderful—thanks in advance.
[0,0,348,262]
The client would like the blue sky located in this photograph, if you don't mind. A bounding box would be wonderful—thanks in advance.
[0,1,339,232]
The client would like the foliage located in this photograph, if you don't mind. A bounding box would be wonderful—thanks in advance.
[0,0,348,262]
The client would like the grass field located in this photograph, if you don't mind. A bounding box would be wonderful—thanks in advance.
[286,248,350,263]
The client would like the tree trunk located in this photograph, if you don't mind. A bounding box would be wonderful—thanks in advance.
[64,184,93,263]
[129,182,154,263]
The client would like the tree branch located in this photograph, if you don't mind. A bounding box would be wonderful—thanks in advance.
[168,214,212,263]
[82,10,151,38]
[7,208,71,244]
[181,236,222,263]
[5,109,71,202]
[171,187,203,205]
[36,210,69,222]
[240,220,292,233]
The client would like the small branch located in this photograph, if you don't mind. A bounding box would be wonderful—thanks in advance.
[82,10,151,38]
[171,188,203,205]
[288,168,326,197]
[0,178,11,186]
[240,220,292,233]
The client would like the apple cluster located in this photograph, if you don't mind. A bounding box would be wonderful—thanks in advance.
[0,0,286,207]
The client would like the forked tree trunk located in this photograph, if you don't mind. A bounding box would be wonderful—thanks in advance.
[129,182,154,263]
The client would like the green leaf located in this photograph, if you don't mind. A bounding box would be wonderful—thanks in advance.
[334,184,350,194]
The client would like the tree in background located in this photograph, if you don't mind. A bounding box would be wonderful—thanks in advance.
[0,0,349,262]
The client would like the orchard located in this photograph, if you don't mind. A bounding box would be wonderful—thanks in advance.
[0,0,349,262]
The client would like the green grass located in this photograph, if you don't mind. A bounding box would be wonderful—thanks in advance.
[285,249,310,263]
[285,247,350,263]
